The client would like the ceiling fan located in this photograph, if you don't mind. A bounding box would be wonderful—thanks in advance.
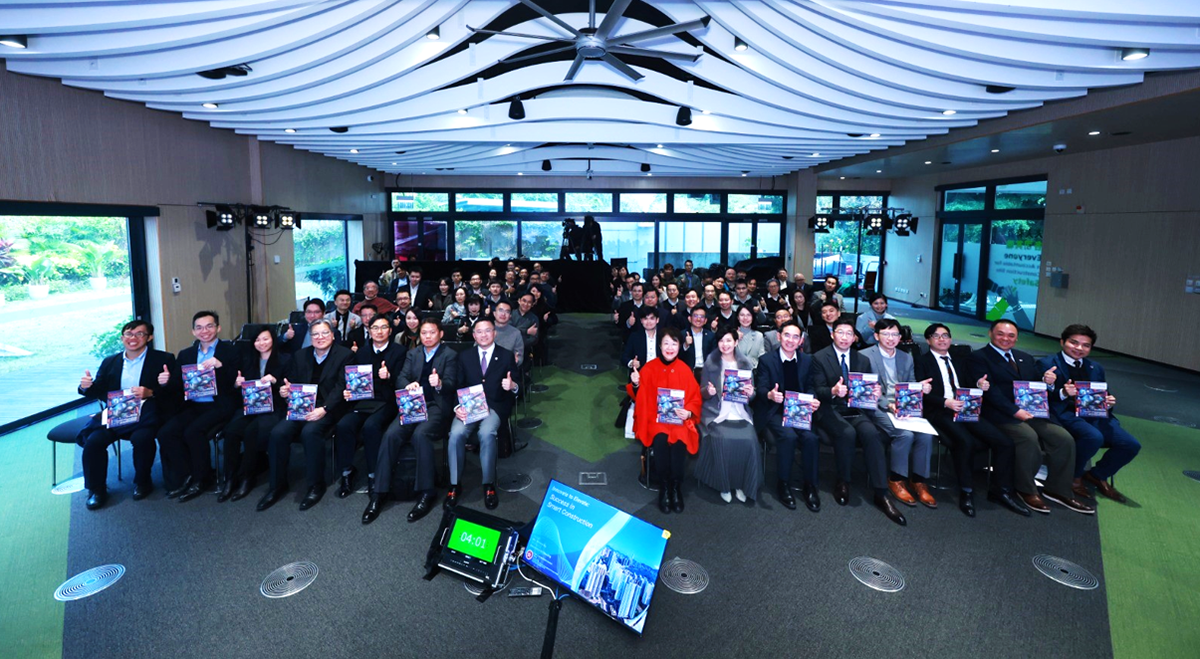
[470,0,710,81]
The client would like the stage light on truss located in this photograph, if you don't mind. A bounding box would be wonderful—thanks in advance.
[808,215,831,234]
[276,211,299,230]
[252,210,272,228]
[206,205,238,231]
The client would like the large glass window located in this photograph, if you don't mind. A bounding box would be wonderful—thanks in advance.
[511,192,559,213]
[565,192,612,214]
[455,219,516,260]
[521,221,565,259]
[728,194,783,214]
[392,192,449,212]
[757,223,782,258]
[985,220,1042,330]
[727,223,754,265]
[943,186,986,212]
[813,194,884,301]
[599,221,654,276]
[0,215,136,427]
[455,192,504,213]
[673,193,720,214]
[659,221,721,273]
[619,193,666,213]
[294,219,348,303]
[995,181,1047,210]
[816,195,834,214]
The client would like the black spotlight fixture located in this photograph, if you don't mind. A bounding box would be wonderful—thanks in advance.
[542,159,552,171]
[426,26,440,40]
[893,214,919,236]
[734,37,748,52]
[675,106,692,126]
[508,97,525,120]
[205,205,238,231]
[330,126,349,133]
[808,215,831,233]
[641,163,651,173]
[0,35,28,49]
[252,209,272,228]
[276,210,299,230]
[865,214,887,235]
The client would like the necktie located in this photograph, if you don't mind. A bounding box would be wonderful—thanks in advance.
[840,353,850,383]
[481,351,488,376]
[942,355,959,390]
[1005,352,1018,374]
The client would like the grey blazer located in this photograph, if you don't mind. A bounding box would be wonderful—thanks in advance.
[699,348,757,433]
[736,329,766,368]
[860,345,916,409]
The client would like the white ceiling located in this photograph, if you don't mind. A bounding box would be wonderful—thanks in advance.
[3,0,1200,177]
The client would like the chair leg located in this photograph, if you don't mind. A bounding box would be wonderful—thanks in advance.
[52,440,57,487]
[115,440,123,482]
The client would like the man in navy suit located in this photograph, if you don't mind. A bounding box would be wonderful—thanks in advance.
[445,318,518,511]
[281,299,341,353]
[622,306,661,373]
[1037,324,1139,502]
[968,319,1093,515]
[680,306,715,381]
[399,265,434,310]
[756,322,822,512]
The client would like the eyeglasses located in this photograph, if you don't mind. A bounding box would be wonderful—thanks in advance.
[310,331,334,339]
[122,331,149,339]
[832,330,855,337]
[193,324,216,331]
[369,325,391,331]
[878,331,901,338]
[930,333,951,340]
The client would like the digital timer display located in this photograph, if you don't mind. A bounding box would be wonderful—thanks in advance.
[446,518,502,563]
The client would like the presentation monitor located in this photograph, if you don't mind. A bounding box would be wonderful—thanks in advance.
[523,480,670,634]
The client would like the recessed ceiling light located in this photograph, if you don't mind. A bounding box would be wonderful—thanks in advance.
[839,176,846,180]
[811,152,820,157]
[876,170,882,173]
[202,102,219,109]
[391,162,397,165]
[869,133,880,138]
[734,37,748,52]
[457,108,467,115]
[741,172,748,177]
[656,144,663,148]
[924,161,932,165]
[701,109,711,115]
[991,149,1000,153]
[517,172,523,176]
[350,149,359,154]
[1088,130,1101,136]
[426,26,440,40]
[1120,47,1149,61]
[647,173,653,177]
[942,109,957,116]
[284,128,296,134]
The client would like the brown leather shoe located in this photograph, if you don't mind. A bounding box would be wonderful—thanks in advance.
[1071,478,1093,500]
[888,480,917,507]
[1084,472,1127,503]
[1019,491,1050,514]
[1043,491,1096,515]
[912,482,938,508]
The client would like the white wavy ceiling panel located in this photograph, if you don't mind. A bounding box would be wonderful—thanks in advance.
[2,0,1198,176]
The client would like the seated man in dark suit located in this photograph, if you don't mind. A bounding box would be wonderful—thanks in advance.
[280,299,328,353]
[75,320,180,509]
[968,319,1093,515]
[363,317,459,525]
[258,319,354,512]
[811,318,905,525]
[402,265,434,310]
[807,302,840,354]
[763,308,792,353]
[614,282,646,331]
[915,323,1028,518]
[1037,324,1140,503]
[446,318,518,511]
[660,282,685,321]
[622,306,661,373]
[640,288,670,328]
[343,304,377,352]
[158,310,241,502]
[756,321,822,512]
[680,306,715,381]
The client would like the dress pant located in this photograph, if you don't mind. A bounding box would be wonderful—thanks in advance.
[333,405,398,476]
[157,401,230,488]
[223,410,281,481]
[1059,415,1141,479]
[765,419,819,486]
[868,409,933,479]
[997,418,1075,497]
[651,433,688,481]
[267,414,340,490]
[927,409,1015,492]
[817,409,888,491]
[78,406,161,493]
[376,407,445,494]
[447,409,502,485]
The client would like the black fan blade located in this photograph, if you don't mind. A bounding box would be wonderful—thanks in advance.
[602,54,644,81]
[502,45,576,64]
[608,46,700,63]
[519,0,582,37]
[564,52,586,81]
[468,26,573,42]
[614,16,711,45]
[596,0,633,38]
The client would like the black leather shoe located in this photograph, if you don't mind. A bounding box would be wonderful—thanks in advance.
[777,481,797,510]
[230,478,254,501]
[671,480,684,513]
[178,476,213,503]
[875,494,907,526]
[299,484,326,511]
[959,490,976,518]
[132,483,153,501]
[989,489,1032,517]
[407,492,437,523]
[216,479,234,503]
[337,468,356,499]
[444,484,460,510]
[86,490,107,510]
[362,494,384,525]
[803,483,821,513]
[657,483,671,514]
[483,483,499,510]
[165,476,194,500]
[834,481,850,506]
[256,487,287,512]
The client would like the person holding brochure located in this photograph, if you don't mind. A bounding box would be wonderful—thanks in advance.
[364,317,459,525]
[333,315,406,498]
[445,318,518,511]
[258,319,354,512]
[1036,324,1139,503]
[695,328,763,504]
[158,311,241,503]
[76,320,180,510]
[811,318,903,525]
[968,319,1092,515]
[860,319,937,509]
[914,324,1028,518]
[756,322,823,512]
[221,327,290,502]
[627,326,701,515]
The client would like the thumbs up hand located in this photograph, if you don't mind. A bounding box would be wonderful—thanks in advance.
[1064,379,1078,397]
[80,369,94,391]
[976,374,989,391]
[157,364,171,385]
[770,383,783,404]
[428,367,440,390]
[706,381,717,397]
[378,360,389,381]
[1043,365,1058,385]
[234,370,245,387]
[832,376,848,398]
[279,378,292,398]
[502,371,514,392]
[630,356,641,371]
[630,364,640,387]
[920,377,933,395]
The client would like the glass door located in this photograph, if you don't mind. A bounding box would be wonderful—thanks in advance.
[937,221,983,316]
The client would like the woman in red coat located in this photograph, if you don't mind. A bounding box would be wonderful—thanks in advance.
[628,326,701,514]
